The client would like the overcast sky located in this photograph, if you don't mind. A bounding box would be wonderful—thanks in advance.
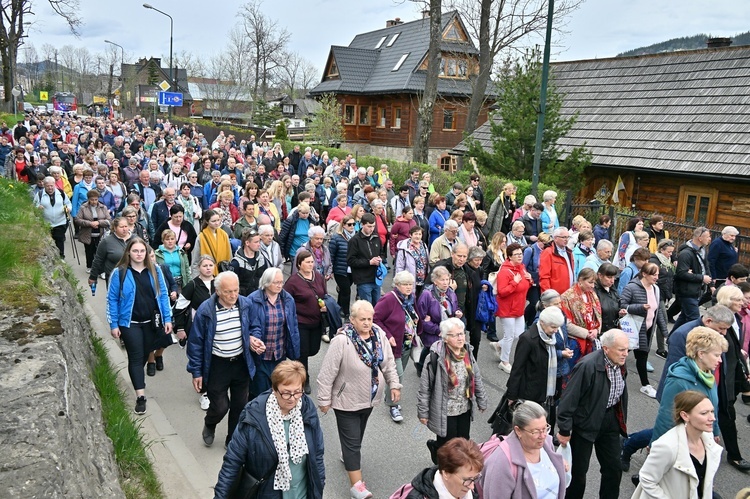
[28,0,750,72]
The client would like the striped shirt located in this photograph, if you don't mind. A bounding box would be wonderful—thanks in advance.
[211,303,243,358]
[263,293,285,361]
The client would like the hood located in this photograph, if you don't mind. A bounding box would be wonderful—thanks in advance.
[500,259,522,271]
[410,466,440,498]
[666,356,703,385]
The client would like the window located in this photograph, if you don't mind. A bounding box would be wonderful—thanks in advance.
[440,57,468,78]
[282,104,294,114]
[443,109,456,130]
[359,105,370,125]
[378,107,386,127]
[375,36,387,49]
[445,25,460,40]
[439,156,456,172]
[678,186,718,225]
[392,106,401,128]
[344,105,355,124]
[387,33,400,47]
[328,59,339,77]
[393,53,409,71]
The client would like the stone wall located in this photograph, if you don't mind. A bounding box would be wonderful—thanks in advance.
[0,244,124,498]
[340,142,448,166]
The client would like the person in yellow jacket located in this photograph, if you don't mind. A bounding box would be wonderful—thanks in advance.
[646,215,670,254]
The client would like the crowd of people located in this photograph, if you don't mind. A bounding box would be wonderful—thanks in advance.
[14,110,750,498]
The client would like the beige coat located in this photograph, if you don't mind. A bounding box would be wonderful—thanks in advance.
[316,325,402,412]
[631,423,722,499]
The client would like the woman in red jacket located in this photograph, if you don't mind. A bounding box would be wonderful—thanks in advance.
[494,243,533,373]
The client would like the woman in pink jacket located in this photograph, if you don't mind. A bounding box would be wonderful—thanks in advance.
[493,243,533,373]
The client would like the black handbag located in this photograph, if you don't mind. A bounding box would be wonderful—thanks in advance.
[227,463,277,499]
[218,260,233,273]
[487,393,521,436]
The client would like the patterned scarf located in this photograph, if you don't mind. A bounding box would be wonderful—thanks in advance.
[445,345,475,398]
[561,283,602,356]
[343,323,383,401]
[655,251,675,273]
[407,241,428,285]
[393,290,417,349]
[538,324,558,397]
[266,394,309,491]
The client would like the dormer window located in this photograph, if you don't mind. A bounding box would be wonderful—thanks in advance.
[328,59,339,77]
[392,53,409,71]
[387,33,400,47]
[375,36,387,49]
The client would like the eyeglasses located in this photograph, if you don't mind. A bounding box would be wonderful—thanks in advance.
[275,389,304,400]
[445,333,464,339]
[461,473,482,487]
[344,222,355,227]
[520,424,552,437]
[555,236,570,239]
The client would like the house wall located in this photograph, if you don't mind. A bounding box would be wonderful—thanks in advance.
[340,142,447,166]
[582,167,750,233]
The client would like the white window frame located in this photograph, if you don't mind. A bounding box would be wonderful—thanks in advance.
[375,36,387,49]
[392,53,409,71]
[387,33,400,47]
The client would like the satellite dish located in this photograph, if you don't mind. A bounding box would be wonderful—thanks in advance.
[11,88,21,97]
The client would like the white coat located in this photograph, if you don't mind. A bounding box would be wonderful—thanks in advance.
[631,423,722,499]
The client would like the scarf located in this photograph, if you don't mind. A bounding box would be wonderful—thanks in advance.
[690,357,715,389]
[459,224,478,247]
[538,324,558,397]
[561,283,602,356]
[431,285,452,320]
[265,394,309,491]
[393,290,417,349]
[577,243,593,257]
[343,323,383,401]
[199,228,231,276]
[343,228,355,240]
[445,345,475,398]
[406,241,428,285]
[655,251,675,273]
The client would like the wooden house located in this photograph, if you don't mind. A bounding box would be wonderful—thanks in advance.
[309,11,493,169]
[120,58,193,119]
[454,44,750,233]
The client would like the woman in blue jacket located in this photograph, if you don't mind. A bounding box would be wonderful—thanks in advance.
[427,195,450,247]
[213,360,325,498]
[107,237,173,416]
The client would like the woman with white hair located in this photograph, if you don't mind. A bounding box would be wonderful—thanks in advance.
[417,317,488,464]
[374,271,418,423]
[295,225,333,281]
[540,190,559,235]
[506,219,529,247]
[506,307,566,426]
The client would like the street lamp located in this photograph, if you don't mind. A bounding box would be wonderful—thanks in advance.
[104,39,124,68]
[104,40,125,118]
[143,3,174,119]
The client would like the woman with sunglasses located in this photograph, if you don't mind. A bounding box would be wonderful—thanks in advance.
[213,360,325,498]
[329,215,356,330]
[481,400,566,498]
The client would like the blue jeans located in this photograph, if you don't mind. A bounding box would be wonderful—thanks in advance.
[357,282,380,307]
[672,295,700,331]
[250,357,282,399]
[622,428,653,460]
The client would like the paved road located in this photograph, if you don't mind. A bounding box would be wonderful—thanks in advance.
[64,236,750,499]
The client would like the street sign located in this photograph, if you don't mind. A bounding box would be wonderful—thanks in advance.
[39,91,48,101]
[159,106,168,113]
[158,80,171,91]
[158,91,183,107]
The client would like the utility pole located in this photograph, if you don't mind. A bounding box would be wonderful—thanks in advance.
[530,0,555,197]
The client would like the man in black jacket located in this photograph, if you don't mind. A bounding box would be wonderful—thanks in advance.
[557,329,629,499]
[346,213,382,306]
[522,203,544,243]
[672,227,713,331]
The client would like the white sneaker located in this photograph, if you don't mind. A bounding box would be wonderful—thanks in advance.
[640,385,657,398]
[199,393,210,410]
[321,334,330,343]
[499,362,512,374]
[489,341,502,359]
[350,480,373,499]
[646,361,654,372]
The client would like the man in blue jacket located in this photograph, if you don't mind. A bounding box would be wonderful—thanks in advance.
[707,225,739,281]
[187,271,256,448]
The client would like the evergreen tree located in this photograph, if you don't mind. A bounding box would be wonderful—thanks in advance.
[252,100,283,128]
[466,48,591,191]
[275,120,289,141]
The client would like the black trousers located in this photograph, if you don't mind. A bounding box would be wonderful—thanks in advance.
[634,349,651,386]
[51,224,67,258]
[120,321,158,391]
[334,407,373,472]
[84,236,101,269]
[298,322,323,382]
[718,397,742,461]
[205,355,250,445]
[469,323,481,360]
[525,286,541,326]
[567,407,623,499]
[334,273,352,316]
[436,409,471,451]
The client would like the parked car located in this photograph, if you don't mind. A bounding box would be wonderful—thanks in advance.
[22,102,34,113]
[36,105,47,115]
[46,103,54,114]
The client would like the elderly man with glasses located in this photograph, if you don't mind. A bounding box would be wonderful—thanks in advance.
[539,227,575,295]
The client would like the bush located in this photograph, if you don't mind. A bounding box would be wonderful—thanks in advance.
[275,121,288,141]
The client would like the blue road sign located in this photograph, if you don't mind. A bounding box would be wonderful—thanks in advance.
[158,91,183,106]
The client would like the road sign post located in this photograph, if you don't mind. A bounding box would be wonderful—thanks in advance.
[157,91,183,107]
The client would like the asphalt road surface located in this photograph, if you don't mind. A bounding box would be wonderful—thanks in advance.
[64,236,750,499]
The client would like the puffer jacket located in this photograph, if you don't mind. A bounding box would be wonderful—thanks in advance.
[231,247,269,296]
[620,278,668,352]
[213,391,325,499]
[417,340,488,438]
[329,232,352,276]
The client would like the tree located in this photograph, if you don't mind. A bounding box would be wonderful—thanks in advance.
[277,51,319,99]
[412,0,442,164]
[0,0,81,110]
[465,48,591,191]
[274,120,288,141]
[252,99,282,128]
[193,57,252,123]
[309,93,343,147]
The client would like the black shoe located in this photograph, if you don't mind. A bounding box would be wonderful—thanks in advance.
[304,380,311,394]
[202,425,215,447]
[146,362,156,376]
[415,364,423,378]
[426,439,438,465]
[655,350,668,359]
[728,458,750,471]
[742,394,750,405]
[487,333,499,342]
[155,356,164,371]
[631,474,640,486]
[621,455,631,472]
[134,396,146,415]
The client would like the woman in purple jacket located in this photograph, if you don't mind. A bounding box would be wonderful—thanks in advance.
[374,271,418,424]
[415,265,463,375]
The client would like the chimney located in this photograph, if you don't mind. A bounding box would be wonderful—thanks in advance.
[707,37,732,48]
[386,17,403,27]
[422,9,430,18]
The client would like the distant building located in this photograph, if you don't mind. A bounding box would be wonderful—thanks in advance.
[187,78,253,123]
[309,10,493,169]
[120,57,192,118]
[268,94,321,128]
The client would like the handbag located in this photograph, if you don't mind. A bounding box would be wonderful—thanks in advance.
[410,333,423,363]
[152,310,165,334]
[227,463,277,499]
[218,260,233,273]
[487,393,519,436]
[619,313,644,350]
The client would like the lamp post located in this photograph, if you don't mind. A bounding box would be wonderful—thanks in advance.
[143,3,173,120]
[530,0,554,197]
[104,40,124,118]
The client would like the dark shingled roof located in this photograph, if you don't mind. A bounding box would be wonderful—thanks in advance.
[453,45,750,180]
[310,11,480,97]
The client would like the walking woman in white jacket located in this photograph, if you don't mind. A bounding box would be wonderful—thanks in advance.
[631,390,722,499]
